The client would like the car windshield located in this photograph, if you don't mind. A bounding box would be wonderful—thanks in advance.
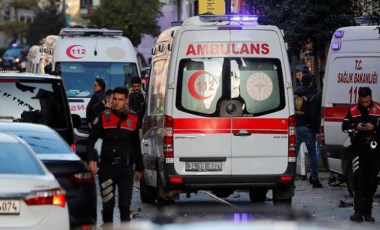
[0,79,69,129]
[0,142,44,175]
[13,131,72,154]
[56,62,139,98]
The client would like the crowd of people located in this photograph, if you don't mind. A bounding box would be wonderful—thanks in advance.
[294,67,380,223]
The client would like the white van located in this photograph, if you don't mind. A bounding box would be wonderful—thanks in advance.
[321,25,380,196]
[43,28,140,157]
[140,15,296,206]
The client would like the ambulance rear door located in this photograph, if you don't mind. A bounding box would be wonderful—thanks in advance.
[172,29,233,176]
[229,28,290,175]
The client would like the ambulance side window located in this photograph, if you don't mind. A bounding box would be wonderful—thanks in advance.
[148,59,168,115]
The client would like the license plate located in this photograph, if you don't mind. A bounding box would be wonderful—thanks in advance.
[0,200,20,215]
[185,162,222,172]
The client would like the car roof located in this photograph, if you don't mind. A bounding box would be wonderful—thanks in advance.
[0,72,62,81]
[0,122,54,133]
[0,132,22,143]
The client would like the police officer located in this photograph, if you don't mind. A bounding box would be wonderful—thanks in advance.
[87,86,143,224]
[342,87,380,222]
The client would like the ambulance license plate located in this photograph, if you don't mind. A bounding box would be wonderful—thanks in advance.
[0,200,20,215]
[185,162,222,172]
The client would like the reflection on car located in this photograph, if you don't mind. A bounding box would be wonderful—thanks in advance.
[0,132,69,230]
[0,122,97,228]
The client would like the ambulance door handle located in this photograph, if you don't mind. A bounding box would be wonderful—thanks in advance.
[233,130,251,136]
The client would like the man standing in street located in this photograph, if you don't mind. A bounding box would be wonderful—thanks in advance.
[128,76,146,128]
[342,87,380,222]
[294,74,323,188]
[87,78,106,129]
[87,86,143,224]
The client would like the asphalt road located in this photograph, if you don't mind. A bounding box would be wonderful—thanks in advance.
[93,172,380,230]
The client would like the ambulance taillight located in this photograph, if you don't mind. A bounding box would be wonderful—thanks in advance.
[288,115,296,158]
[320,118,325,145]
[164,115,174,158]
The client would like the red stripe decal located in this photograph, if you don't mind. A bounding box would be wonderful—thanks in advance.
[173,118,288,134]
[323,107,348,122]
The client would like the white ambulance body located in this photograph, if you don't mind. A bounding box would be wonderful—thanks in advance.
[25,45,41,73]
[39,35,58,74]
[321,25,380,195]
[46,28,139,155]
[140,15,296,206]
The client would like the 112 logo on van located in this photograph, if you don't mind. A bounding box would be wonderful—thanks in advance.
[66,45,86,59]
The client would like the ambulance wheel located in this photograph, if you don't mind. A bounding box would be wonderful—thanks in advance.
[272,185,294,206]
[249,189,268,202]
[344,163,355,197]
[273,197,292,206]
[140,176,157,204]
[213,190,233,198]
[156,178,174,208]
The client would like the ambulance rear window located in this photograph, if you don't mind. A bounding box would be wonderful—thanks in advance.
[176,58,285,117]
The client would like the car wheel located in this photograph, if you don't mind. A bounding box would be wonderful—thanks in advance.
[249,189,268,202]
[140,176,157,204]
[345,162,355,197]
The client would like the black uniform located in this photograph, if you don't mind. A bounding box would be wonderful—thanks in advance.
[86,89,105,125]
[87,108,143,223]
[342,101,380,218]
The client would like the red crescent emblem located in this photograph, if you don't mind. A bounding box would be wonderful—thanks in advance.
[188,70,212,100]
[66,45,86,59]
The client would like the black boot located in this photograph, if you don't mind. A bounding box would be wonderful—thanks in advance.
[364,214,375,222]
[312,179,323,188]
[350,213,363,223]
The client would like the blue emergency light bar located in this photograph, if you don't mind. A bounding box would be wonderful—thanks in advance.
[199,14,258,23]
[334,30,344,38]
[331,42,341,50]
[60,28,123,37]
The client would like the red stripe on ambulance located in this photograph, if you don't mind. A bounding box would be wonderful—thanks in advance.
[322,107,348,122]
[173,118,288,134]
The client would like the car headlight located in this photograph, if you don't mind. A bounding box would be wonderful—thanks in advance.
[13,58,20,63]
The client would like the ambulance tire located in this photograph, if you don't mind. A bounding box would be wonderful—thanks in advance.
[140,176,157,204]
[342,147,354,197]
[248,189,268,202]
[344,162,355,197]
[156,178,175,208]
[272,186,294,206]
[213,190,234,198]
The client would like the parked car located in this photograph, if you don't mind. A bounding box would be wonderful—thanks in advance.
[0,122,97,228]
[0,45,29,72]
[0,132,69,230]
[0,72,81,155]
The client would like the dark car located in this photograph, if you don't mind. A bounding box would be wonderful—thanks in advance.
[0,72,81,151]
[0,45,29,72]
[0,122,97,228]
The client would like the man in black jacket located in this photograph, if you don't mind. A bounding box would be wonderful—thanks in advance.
[87,78,106,129]
[342,87,380,222]
[294,74,322,188]
[87,87,143,224]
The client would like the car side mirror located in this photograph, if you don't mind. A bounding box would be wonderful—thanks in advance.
[71,114,82,128]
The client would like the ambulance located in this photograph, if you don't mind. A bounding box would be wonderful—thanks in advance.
[321,25,380,196]
[44,28,139,157]
[25,45,41,73]
[140,15,296,206]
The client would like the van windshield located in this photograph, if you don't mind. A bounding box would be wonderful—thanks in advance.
[0,79,68,129]
[177,58,285,117]
[56,62,139,97]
